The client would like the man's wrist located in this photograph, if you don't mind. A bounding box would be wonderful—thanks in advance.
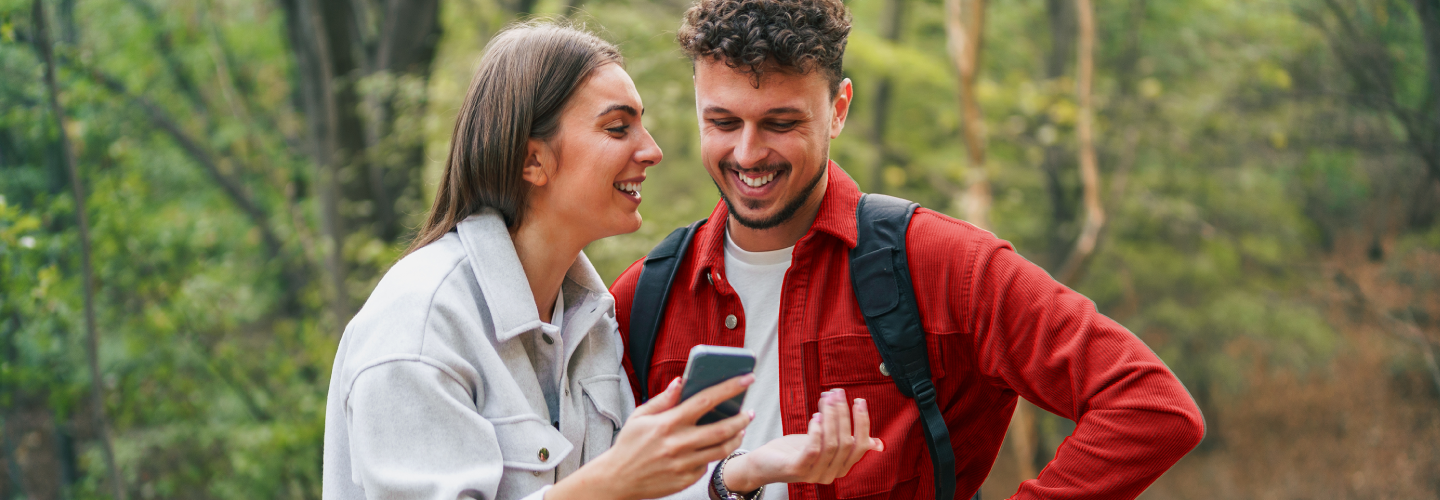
[721,453,762,493]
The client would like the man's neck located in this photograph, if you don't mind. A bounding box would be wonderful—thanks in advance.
[726,176,828,252]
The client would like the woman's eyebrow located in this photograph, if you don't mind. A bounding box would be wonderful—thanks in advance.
[597,104,639,117]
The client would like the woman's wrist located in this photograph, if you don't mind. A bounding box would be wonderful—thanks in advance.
[549,457,630,500]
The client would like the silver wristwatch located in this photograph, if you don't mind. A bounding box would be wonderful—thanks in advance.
[711,451,764,500]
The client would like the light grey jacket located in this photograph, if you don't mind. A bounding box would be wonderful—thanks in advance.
[322,210,636,500]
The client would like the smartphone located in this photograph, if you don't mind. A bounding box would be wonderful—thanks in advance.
[680,345,756,425]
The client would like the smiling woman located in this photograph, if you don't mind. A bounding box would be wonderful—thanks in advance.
[322,22,755,500]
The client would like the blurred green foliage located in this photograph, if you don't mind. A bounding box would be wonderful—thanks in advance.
[1,0,1437,496]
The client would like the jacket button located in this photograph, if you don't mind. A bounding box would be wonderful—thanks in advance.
[724,314,738,329]
[532,470,543,476]
[542,333,554,345]
[538,447,549,462]
[879,363,890,377]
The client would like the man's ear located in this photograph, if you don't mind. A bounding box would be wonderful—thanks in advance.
[521,138,552,187]
[830,78,853,139]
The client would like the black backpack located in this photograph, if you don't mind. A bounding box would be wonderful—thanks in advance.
[627,194,973,500]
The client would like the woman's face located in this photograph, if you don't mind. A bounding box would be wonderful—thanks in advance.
[524,63,662,242]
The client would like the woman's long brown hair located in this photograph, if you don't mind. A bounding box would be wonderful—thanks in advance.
[405,22,621,256]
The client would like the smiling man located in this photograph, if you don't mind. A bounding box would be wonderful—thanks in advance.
[610,0,1207,498]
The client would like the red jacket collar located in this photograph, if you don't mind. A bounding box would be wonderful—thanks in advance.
[688,161,862,287]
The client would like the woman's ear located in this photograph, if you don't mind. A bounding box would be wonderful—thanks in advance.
[521,138,552,187]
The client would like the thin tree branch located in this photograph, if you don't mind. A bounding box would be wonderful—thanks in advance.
[31,1,125,498]
[1056,0,1104,284]
[1336,273,1440,400]
[118,0,210,114]
[72,64,287,263]
[945,0,991,229]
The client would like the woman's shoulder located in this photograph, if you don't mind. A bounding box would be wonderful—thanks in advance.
[339,233,482,362]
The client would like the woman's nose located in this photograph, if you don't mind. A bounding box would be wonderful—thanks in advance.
[635,127,663,167]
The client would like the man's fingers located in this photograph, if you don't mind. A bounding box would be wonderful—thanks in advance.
[815,391,843,483]
[672,374,755,424]
[828,389,855,472]
[632,377,683,418]
[841,397,876,472]
[802,411,824,477]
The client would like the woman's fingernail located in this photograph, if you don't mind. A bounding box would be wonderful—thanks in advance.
[856,398,867,409]
[873,438,885,451]
[739,374,756,386]
[669,377,681,390]
[748,410,756,420]
[836,388,846,399]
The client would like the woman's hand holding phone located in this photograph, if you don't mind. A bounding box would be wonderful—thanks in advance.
[720,388,884,493]
[546,374,755,500]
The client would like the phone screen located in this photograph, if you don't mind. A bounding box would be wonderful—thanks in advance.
[679,345,756,425]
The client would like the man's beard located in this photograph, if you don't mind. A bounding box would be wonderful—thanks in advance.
[714,158,827,230]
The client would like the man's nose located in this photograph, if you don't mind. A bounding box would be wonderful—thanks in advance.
[732,124,769,168]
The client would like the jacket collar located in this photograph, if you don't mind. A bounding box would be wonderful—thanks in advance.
[455,209,609,342]
[689,161,862,287]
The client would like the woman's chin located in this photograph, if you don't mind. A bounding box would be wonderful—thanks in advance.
[617,213,644,235]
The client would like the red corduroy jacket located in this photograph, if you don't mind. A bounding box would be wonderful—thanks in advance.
[610,162,1204,500]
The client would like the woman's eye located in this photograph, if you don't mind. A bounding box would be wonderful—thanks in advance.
[606,125,630,135]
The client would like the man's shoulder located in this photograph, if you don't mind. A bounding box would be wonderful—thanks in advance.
[902,207,1011,259]
[609,256,647,300]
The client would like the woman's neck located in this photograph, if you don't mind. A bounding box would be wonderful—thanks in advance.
[509,214,588,324]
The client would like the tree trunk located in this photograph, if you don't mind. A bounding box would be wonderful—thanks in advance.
[1040,0,1077,268]
[32,1,124,498]
[945,0,990,229]
[1410,0,1440,181]
[1056,0,1104,284]
[869,0,906,192]
[278,0,441,323]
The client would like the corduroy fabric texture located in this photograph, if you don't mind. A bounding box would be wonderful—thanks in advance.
[611,162,1205,500]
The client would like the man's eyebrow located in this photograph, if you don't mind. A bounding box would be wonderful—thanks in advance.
[765,107,804,115]
[701,106,804,115]
[598,104,639,117]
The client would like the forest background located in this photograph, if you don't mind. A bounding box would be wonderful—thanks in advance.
[2,0,1439,497]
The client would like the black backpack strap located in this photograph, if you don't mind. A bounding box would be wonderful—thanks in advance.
[627,219,706,403]
[850,194,961,500]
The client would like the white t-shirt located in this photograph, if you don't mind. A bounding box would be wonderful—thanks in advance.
[724,230,794,500]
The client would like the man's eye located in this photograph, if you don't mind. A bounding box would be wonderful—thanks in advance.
[711,119,739,128]
[770,121,798,129]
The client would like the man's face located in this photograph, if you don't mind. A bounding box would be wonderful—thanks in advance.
[694,60,852,229]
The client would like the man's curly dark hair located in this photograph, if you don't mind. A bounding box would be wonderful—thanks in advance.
[677,0,852,95]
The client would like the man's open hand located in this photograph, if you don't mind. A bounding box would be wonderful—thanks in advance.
[721,388,884,492]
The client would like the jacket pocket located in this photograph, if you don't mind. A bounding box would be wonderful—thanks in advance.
[491,414,573,471]
[579,374,628,428]
[819,334,891,386]
[579,375,629,463]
